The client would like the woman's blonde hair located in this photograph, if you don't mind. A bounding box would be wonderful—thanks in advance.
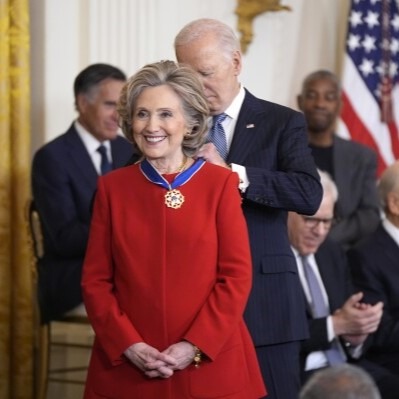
[118,60,210,157]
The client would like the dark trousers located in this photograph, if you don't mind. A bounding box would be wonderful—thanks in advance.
[256,341,301,399]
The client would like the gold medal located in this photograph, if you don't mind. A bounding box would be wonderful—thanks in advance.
[164,189,185,209]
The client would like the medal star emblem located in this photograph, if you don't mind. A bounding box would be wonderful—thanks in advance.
[165,189,185,209]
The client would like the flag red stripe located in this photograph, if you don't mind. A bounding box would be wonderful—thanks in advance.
[388,121,399,159]
[341,92,387,176]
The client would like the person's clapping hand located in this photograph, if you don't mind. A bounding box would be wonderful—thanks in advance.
[332,292,383,346]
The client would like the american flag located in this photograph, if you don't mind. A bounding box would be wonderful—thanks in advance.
[339,0,399,176]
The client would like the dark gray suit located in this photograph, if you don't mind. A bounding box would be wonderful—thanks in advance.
[31,124,134,323]
[348,223,399,376]
[303,239,399,398]
[228,90,323,399]
[325,136,380,246]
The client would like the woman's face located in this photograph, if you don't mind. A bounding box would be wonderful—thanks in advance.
[132,85,188,161]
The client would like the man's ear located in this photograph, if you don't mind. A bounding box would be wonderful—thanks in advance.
[76,93,88,113]
[297,94,303,111]
[387,192,399,215]
[232,50,242,76]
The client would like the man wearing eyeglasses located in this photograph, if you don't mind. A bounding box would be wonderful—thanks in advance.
[288,170,399,398]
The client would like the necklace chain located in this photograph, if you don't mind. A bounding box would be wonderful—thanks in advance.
[149,156,188,174]
[176,156,188,173]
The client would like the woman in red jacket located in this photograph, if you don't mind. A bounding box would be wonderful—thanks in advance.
[81,60,266,399]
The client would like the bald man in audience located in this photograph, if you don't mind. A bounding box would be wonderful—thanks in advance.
[300,364,381,399]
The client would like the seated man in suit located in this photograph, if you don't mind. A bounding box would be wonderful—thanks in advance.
[297,70,380,248]
[348,160,399,376]
[288,170,399,398]
[32,63,135,323]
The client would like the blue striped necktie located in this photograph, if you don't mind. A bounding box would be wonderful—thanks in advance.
[209,113,228,160]
[97,145,112,175]
[301,255,346,366]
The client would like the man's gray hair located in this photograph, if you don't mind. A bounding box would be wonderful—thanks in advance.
[174,18,240,59]
[318,169,339,203]
[378,160,399,210]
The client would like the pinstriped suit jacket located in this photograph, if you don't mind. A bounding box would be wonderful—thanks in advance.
[227,90,323,347]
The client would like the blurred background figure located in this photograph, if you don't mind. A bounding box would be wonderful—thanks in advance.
[31,63,134,323]
[288,170,399,398]
[297,70,380,249]
[300,364,381,399]
[349,160,399,377]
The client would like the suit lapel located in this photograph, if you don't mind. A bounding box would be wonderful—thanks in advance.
[65,127,98,189]
[376,224,399,265]
[333,137,350,216]
[227,90,263,164]
[315,247,342,313]
[111,139,125,168]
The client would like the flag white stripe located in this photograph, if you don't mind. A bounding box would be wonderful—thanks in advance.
[340,55,397,165]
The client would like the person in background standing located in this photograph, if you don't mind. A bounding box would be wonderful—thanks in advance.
[297,70,380,248]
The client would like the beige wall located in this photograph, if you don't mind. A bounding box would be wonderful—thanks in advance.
[29,0,350,154]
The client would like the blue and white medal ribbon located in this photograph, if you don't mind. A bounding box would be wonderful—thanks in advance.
[140,158,206,209]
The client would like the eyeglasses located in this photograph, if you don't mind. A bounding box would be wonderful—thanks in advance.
[301,216,334,229]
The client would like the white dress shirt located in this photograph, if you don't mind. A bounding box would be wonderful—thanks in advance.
[218,85,249,192]
[75,120,112,175]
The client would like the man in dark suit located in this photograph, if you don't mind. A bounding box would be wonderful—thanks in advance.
[297,70,380,248]
[32,63,134,323]
[175,18,323,399]
[348,160,399,376]
[288,170,399,399]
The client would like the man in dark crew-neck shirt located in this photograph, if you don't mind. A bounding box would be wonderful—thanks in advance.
[297,70,380,248]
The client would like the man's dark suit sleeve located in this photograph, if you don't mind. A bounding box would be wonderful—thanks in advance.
[349,244,399,351]
[329,140,380,245]
[243,110,322,215]
[32,146,90,258]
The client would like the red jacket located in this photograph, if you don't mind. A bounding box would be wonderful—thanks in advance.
[82,162,266,399]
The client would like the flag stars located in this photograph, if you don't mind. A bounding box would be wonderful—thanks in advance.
[390,62,398,78]
[392,14,399,31]
[376,62,386,76]
[391,38,399,55]
[348,34,362,51]
[376,60,396,78]
[350,10,363,28]
[359,58,375,76]
[364,11,380,29]
[362,34,377,52]
[381,38,391,51]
